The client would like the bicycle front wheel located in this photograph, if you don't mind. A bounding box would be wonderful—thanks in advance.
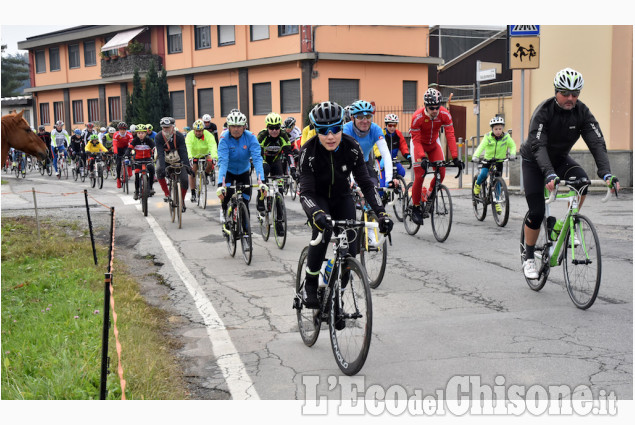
[491,177,510,227]
[290,176,298,201]
[329,257,372,376]
[259,206,270,241]
[295,246,321,346]
[359,214,387,289]
[238,201,252,265]
[176,181,183,229]
[430,184,452,242]
[169,179,176,222]
[273,192,287,249]
[201,171,208,209]
[563,215,601,309]
[142,173,149,216]
[520,212,549,291]
[98,165,104,189]
[472,175,487,221]
[225,206,237,257]
[392,175,406,222]
[403,182,420,235]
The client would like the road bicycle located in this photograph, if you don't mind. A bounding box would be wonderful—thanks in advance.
[519,177,616,309]
[193,156,210,209]
[352,183,390,289]
[257,176,288,249]
[223,182,262,265]
[72,153,86,182]
[471,157,512,227]
[120,156,131,194]
[282,155,298,201]
[88,154,105,189]
[14,152,27,179]
[404,160,461,242]
[293,218,382,375]
[55,149,69,179]
[373,159,409,222]
[136,159,153,217]
[39,155,53,176]
[166,162,184,229]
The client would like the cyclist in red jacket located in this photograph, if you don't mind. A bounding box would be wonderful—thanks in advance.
[113,122,133,188]
[409,88,462,224]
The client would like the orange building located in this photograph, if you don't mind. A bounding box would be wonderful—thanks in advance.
[18,25,442,133]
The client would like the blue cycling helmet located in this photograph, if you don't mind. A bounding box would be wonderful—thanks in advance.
[74,129,81,135]
[349,100,375,116]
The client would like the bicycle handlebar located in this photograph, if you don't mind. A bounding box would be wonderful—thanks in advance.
[310,220,383,246]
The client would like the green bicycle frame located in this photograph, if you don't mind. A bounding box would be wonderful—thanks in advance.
[545,188,588,267]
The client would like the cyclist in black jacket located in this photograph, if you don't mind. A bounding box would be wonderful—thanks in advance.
[520,68,620,279]
[299,101,393,308]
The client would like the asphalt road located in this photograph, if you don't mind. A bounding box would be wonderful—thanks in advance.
[1,169,632,407]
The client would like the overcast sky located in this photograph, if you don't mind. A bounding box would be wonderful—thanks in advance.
[1,25,76,55]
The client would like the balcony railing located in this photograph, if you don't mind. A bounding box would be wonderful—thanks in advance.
[101,54,161,78]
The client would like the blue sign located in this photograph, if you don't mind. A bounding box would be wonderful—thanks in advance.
[509,25,540,36]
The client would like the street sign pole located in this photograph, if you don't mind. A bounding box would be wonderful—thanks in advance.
[520,69,525,192]
[476,61,481,143]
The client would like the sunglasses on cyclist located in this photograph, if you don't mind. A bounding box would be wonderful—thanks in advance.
[315,125,343,136]
[427,106,440,111]
[558,90,580,97]
[354,113,373,120]
[386,123,397,128]
[268,125,281,130]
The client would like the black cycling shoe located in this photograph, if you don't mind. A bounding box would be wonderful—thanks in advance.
[182,204,186,213]
[191,193,197,203]
[411,205,424,225]
[133,191,139,201]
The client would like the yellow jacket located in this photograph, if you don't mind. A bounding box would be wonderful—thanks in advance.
[85,142,108,153]
[300,125,316,147]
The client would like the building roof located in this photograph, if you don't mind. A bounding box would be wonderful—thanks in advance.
[18,26,144,50]
[1,96,33,106]
[437,29,507,72]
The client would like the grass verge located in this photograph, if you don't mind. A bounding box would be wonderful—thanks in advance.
[1,216,189,399]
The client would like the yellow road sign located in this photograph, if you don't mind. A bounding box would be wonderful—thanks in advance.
[510,36,540,69]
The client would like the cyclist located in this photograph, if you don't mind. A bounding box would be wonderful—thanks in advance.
[103,127,115,153]
[98,127,107,144]
[69,129,85,165]
[520,67,620,279]
[185,119,218,203]
[82,122,97,145]
[343,100,393,189]
[50,120,70,177]
[216,110,265,223]
[471,116,517,212]
[155,117,191,212]
[146,123,157,141]
[85,134,108,174]
[124,124,156,200]
[409,88,462,224]
[129,124,137,138]
[283,117,302,148]
[113,122,133,189]
[299,101,393,309]
[202,114,219,143]
[37,125,53,166]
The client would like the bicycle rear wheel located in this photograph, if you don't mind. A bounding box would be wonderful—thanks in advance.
[563,215,601,309]
[142,174,149,216]
[238,201,252,265]
[472,175,487,221]
[491,177,510,227]
[329,257,372,376]
[403,182,420,235]
[290,176,298,201]
[273,193,287,249]
[392,175,406,222]
[359,214,387,289]
[295,246,321,346]
[519,212,550,291]
[430,184,452,242]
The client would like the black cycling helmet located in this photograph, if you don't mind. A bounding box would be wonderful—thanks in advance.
[309,101,344,127]
[117,121,127,129]
[283,117,296,129]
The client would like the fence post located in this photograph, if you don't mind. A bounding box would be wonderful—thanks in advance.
[84,189,98,266]
[457,138,463,189]
[99,272,112,400]
[32,187,40,240]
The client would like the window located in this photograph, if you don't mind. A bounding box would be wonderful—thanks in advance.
[220,86,238,117]
[88,99,99,123]
[53,101,64,124]
[403,81,418,112]
[252,83,272,115]
[39,103,50,125]
[280,79,301,113]
[218,25,235,46]
[72,100,84,124]
[250,25,269,41]
[35,50,46,73]
[195,26,211,50]
[108,97,121,122]
[328,79,359,107]
[197,88,214,118]
[84,41,96,66]
[167,26,182,54]
[69,44,80,69]
[278,26,299,36]
[49,47,60,71]
[170,91,185,119]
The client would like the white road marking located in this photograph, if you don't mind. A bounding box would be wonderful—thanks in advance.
[125,199,259,400]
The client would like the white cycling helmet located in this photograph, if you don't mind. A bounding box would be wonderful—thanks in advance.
[202,114,212,122]
[489,116,505,127]
[226,111,247,126]
[129,124,137,132]
[384,113,399,124]
[554,68,584,91]
[108,127,116,134]
[100,127,106,132]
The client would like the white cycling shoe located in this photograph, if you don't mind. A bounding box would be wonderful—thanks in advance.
[523,259,539,280]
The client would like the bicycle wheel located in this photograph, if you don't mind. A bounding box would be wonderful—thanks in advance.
[472,175,487,221]
[329,256,372,376]
[142,173,149,216]
[491,177,510,227]
[403,182,420,235]
[169,179,176,223]
[39,160,46,175]
[226,205,237,257]
[123,167,129,194]
[80,160,86,182]
[202,171,207,209]
[238,201,252,265]
[46,162,52,176]
[563,215,601,309]
[392,175,406,222]
[359,215,387,289]
[90,169,96,188]
[295,246,321,346]
[259,203,271,241]
[273,192,287,249]
[430,184,452,242]
[176,181,183,229]
[73,161,78,181]
[21,162,27,178]
[63,160,69,179]
[98,165,104,189]
[519,212,550,291]
[290,177,298,201]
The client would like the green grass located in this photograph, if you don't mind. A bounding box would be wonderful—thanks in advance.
[1,217,189,400]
